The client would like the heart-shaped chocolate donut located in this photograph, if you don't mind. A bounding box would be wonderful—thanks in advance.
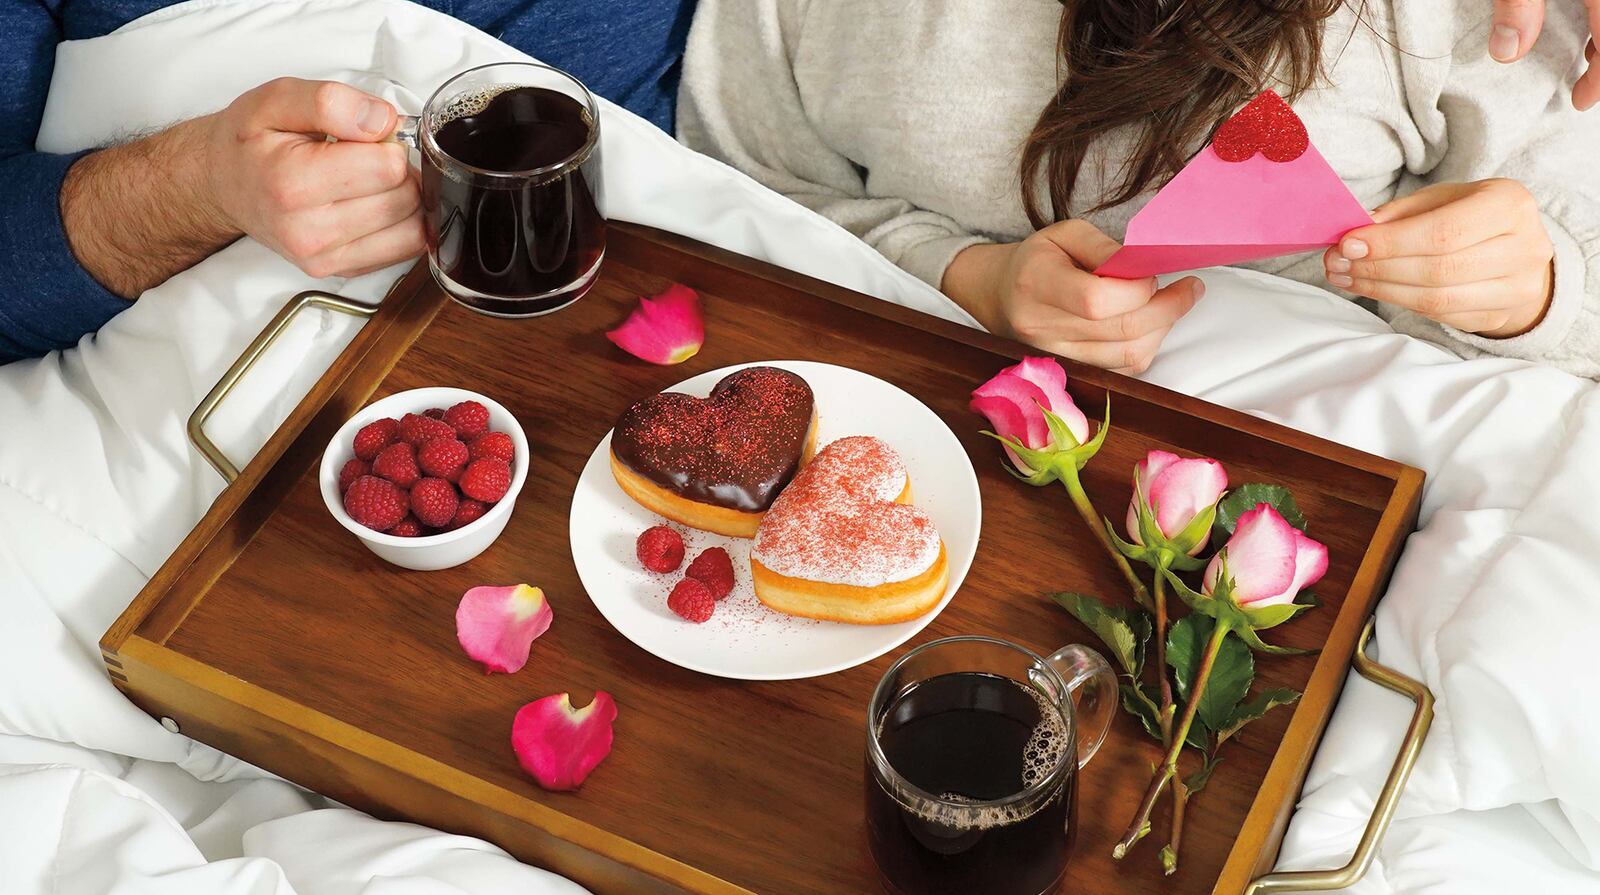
[611,366,815,516]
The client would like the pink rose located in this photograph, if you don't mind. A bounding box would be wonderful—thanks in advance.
[969,357,1090,474]
[1205,504,1328,608]
[1126,450,1228,556]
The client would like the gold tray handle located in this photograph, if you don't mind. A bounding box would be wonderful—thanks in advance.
[1245,617,1435,894]
[188,291,379,483]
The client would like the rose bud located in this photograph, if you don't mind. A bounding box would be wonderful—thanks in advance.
[1125,450,1228,558]
[1205,504,1328,608]
[606,283,704,365]
[970,356,1095,478]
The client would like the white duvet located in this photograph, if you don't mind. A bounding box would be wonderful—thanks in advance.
[3,1,1599,892]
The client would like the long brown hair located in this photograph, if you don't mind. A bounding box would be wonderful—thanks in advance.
[1020,0,1343,226]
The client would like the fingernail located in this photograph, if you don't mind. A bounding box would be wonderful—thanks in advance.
[1327,254,1351,273]
[1342,238,1369,260]
[1328,273,1353,288]
[358,100,390,136]
[1192,278,1206,299]
[1490,25,1520,62]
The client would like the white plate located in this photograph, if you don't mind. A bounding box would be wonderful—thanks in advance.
[569,361,981,680]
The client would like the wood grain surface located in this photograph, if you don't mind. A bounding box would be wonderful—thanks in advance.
[104,224,1423,895]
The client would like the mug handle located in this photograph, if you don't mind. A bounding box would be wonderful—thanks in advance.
[1046,644,1118,768]
[389,114,421,149]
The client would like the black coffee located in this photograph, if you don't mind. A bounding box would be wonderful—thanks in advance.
[421,85,605,314]
[867,672,1076,895]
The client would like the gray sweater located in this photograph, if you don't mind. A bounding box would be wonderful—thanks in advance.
[678,0,1600,378]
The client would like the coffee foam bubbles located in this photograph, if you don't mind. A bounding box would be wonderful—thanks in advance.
[887,685,1071,832]
[429,85,517,134]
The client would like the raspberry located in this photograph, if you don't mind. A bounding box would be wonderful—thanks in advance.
[371,442,421,488]
[417,437,469,480]
[338,458,369,494]
[635,525,685,573]
[388,516,424,537]
[343,475,408,531]
[468,431,515,464]
[400,412,456,446]
[410,477,459,528]
[459,458,511,502]
[447,498,489,531]
[353,418,400,461]
[444,400,490,439]
[667,578,715,623]
[685,547,735,599]
[423,408,446,420]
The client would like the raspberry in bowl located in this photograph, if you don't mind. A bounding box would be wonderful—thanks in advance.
[319,387,528,571]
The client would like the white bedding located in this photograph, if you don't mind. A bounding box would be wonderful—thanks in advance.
[3,1,1599,892]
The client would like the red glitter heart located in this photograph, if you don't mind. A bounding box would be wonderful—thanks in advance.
[1211,90,1309,163]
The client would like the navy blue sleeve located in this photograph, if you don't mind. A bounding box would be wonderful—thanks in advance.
[0,1,129,365]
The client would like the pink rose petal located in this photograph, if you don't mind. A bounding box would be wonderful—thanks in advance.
[605,284,704,365]
[512,692,618,791]
[971,371,1052,451]
[1007,356,1089,443]
[456,584,553,674]
[1147,455,1228,547]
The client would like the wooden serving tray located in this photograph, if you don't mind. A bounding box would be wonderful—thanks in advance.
[103,224,1424,895]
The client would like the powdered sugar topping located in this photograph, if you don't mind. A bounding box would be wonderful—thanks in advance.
[752,436,942,586]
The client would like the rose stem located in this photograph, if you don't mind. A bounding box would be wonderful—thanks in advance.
[1059,470,1152,611]
[1152,556,1176,744]
[1114,617,1229,859]
[1166,776,1190,875]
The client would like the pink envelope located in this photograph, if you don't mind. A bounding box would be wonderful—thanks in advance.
[1095,105,1372,280]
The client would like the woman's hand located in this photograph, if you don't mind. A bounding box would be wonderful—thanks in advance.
[1324,180,1554,338]
[943,220,1204,374]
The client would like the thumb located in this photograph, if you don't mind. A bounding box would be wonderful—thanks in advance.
[249,78,396,142]
[1037,219,1124,271]
[1490,0,1544,62]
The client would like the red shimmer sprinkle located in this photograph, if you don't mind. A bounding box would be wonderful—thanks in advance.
[1212,90,1309,163]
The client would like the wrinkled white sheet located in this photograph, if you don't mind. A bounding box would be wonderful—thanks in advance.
[3,0,1599,892]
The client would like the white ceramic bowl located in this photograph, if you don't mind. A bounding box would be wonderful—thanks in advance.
[319,387,529,571]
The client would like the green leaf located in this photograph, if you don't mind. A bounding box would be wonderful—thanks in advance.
[1218,688,1301,744]
[1050,592,1150,676]
[1184,753,1224,794]
[1120,682,1164,742]
[1167,614,1255,733]
[1214,483,1307,536]
[1041,404,1082,448]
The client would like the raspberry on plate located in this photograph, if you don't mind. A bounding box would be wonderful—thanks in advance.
[459,458,511,502]
[667,578,716,623]
[353,418,400,461]
[448,498,489,531]
[423,408,447,420]
[411,477,459,528]
[343,475,409,531]
[468,431,515,464]
[685,547,735,599]
[636,525,685,573]
[418,437,469,480]
[338,458,369,494]
[444,400,490,439]
[388,516,424,537]
[401,412,457,446]
[371,442,421,488]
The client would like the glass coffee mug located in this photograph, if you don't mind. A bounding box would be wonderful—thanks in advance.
[394,62,605,317]
[865,636,1116,895]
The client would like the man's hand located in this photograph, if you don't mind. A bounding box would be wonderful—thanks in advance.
[942,220,1204,375]
[1491,0,1600,110]
[61,78,425,299]
[204,78,424,279]
[1324,180,1555,338]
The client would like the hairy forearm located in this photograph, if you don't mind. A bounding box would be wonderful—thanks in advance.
[59,115,239,298]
